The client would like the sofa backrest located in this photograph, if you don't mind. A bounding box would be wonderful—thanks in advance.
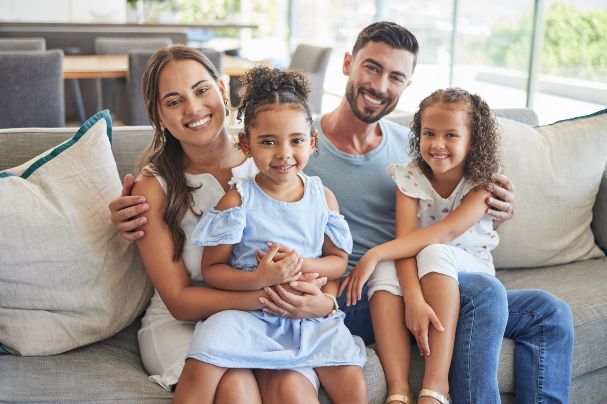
[0,126,153,181]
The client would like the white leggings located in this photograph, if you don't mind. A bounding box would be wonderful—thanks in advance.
[367,244,495,298]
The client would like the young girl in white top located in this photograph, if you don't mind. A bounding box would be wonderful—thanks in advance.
[339,87,502,403]
[174,66,367,404]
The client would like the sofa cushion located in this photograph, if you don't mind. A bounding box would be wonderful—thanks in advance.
[0,125,154,181]
[0,111,152,356]
[493,109,607,268]
[497,257,607,383]
[592,168,607,253]
[0,318,172,402]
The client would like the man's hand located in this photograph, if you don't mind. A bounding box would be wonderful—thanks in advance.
[108,174,149,241]
[486,173,516,227]
[337,253,378,307]
[259,273,331,318]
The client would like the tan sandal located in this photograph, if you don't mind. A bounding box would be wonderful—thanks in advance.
[385,393,411,403]
[419,388,451,404]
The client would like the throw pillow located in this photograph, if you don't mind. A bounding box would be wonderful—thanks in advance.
[0,111,152,356]
[493,109,607,268]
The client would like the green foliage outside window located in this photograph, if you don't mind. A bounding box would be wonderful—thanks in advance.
[482,2,607,82]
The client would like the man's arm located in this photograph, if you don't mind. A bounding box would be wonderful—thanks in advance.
[108,174,150,241]
[486,173,516,228]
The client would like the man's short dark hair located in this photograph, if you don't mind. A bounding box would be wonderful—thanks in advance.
[352,21,419,70]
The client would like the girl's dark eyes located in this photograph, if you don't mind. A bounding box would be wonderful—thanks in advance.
[423,131,434,137]
[195,87,208,96]
[166,99,180,107]
[260,139,276,145]
[292,137,306,144]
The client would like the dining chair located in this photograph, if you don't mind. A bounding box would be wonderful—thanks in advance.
[289,44,332,115]
[127,51,154,126]
[95,37,173,124]
[0,38,46,51]
[0,50,65,128]
[195,47,223,76]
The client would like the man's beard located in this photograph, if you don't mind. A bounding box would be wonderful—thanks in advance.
[345,81,398,124]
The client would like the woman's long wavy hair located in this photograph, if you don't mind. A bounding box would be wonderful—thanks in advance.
[409,87,502,186]
[137,45,222,261]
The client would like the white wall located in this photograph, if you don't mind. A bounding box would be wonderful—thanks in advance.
[0,0,127,23]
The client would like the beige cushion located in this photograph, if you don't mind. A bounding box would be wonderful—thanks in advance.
[0,111,152,356]
[493,110,607,268]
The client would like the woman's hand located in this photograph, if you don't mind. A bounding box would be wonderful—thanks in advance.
[405,297,444,357]
[108,174,150,241]
[337,253,378,307]
[259,273,331,318]
[486,173,516,227]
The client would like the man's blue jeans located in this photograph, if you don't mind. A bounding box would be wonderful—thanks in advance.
[339,272,574,403]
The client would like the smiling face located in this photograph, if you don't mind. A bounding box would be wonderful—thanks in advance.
[343,41,414,123]
[157,60,227,149]
[240,104,315,189]
[419,102,472,182]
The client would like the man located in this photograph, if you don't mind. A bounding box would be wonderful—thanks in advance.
[305,21,573,403]
[110,22,574,403]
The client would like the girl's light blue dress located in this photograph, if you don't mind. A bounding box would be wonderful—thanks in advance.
[187,174,366,381]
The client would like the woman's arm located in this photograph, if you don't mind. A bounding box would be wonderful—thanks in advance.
[132,176,266,321]
[201,189,303,291]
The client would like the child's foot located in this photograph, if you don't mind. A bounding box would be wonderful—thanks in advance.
[418,388,450,404]
[385,392,411,403]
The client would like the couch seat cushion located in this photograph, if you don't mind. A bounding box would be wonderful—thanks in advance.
[496,257,607,391]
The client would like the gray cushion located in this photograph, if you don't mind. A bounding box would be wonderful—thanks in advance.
[497,257,607,391]
[0,126,154,181]
[0,318,172,402]
[592,168,607,253]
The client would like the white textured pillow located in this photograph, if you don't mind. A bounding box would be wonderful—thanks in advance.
[493,110,607,268]
[0,111,152,356]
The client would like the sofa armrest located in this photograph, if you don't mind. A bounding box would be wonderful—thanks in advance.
[592,167,607,253]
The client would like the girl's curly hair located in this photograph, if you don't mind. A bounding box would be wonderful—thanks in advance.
[236,66,313,134]
[409,87,502,186]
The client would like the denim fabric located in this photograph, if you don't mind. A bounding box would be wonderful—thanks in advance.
[339,284,375,346]
[342,273,574,403]
[505,290,574,404]
[449,272,509,403]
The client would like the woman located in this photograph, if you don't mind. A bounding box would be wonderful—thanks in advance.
[111,45,335,403]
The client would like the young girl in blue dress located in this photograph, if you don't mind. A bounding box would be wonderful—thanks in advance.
[339,88,502,403]
[173,66,367,404]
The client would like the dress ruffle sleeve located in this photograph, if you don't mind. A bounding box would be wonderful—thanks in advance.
[387,162,434,217]
[191,207,246,246]
[325,211,353,254]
